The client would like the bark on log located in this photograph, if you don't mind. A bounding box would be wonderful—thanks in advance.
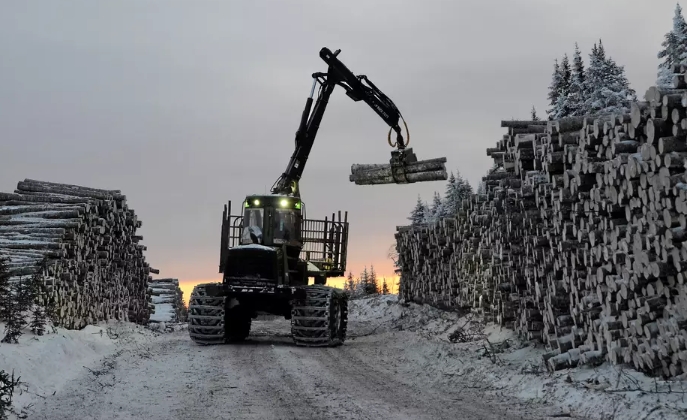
[0,178,154,329]
[397,89,687,380]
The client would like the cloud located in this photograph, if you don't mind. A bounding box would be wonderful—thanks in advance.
[0,0,678,284]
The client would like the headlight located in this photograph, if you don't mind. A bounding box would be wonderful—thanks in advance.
[280,199,288,207]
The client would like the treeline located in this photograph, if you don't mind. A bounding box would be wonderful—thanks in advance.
[0,256,52,419]
[545,40,636,120]
[657,3,687,87]
[342,265,395,298]
[543,2,687,121]
[407,170,474,225]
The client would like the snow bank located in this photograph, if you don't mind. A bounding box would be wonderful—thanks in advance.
[0,320,155,417]
[349,295,687,420]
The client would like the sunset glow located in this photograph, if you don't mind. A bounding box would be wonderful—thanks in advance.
[177,262,400,306]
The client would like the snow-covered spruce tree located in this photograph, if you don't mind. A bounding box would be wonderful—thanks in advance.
[30,305,46,336]
[530,106,540,121]
[547,59,562,120]
[442,172,459,216]
[407,195,428,225]
[366,266,379,295]
[344,272,356,294]
[353,268,368,297]
[424,191,445,223]
[26,268,47,335]
[0,258,9,322]
[553,54,573,119]
[456,172,474,202]
[547,56,572,120]
[567,43,587,116]
[1,281,27,344]
[381,278,390,295]
[584,40,636,115]
[657,3,687,87]
[0,369,20,420]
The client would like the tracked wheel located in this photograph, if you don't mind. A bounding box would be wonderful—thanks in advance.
[188,283,226,345]
[291,285,348,347]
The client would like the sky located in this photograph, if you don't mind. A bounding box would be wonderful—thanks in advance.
[0,0,680,303]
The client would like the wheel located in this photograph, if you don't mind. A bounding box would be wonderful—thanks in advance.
[224,300,252,342]
[290,285,348,347]
[188,283,225,345]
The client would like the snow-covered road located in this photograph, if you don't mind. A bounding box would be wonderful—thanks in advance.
[14,294,687,420]
[24,317,551,420]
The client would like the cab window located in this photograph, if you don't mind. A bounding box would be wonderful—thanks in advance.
[274,210,298,242]
[244,208,264,231]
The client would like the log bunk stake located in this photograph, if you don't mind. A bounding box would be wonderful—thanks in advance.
[148,278,186,323]
[396,67,687,379]
[0,179,159,329]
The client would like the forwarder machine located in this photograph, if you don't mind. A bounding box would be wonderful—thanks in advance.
[188,47,445,347]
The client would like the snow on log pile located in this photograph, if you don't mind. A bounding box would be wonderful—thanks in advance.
[396,67,687,379]
[0,179,158,329]
[148,278,185,323]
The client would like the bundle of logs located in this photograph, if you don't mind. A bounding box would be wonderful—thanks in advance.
[148,278,186,323]
[396,66,687,379]
[0,179,158,329]
[349,148,448,185]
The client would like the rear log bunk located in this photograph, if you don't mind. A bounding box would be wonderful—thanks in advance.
[0,179,157,329]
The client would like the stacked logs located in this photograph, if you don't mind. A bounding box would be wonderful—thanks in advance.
[148,278,186,323]
[349,149,448,185]
[396,67,687,379]
[0,179,157,329]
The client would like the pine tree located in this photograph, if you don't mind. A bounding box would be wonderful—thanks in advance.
[425,191,444,223]
[455,172,474,202]
[547,59,562,120]
[366,266,379,294]
[442,172,459,216]
[2,282,27,344]
[381,278,390,295]
[0,258,9,323]
[355,267,369,296]
[0,369,21,419]
[658,3,687,87]
[530,106,539,121]
[583,40,636,115]
[15,277,33,315]
[344,272,356,294]
[408,195,428,225]
[568,43,587,116]
[554,54,573,118]
[30,305,46,336]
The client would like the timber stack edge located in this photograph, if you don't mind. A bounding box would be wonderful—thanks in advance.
[0,178,159,329]
[396,65,687,378]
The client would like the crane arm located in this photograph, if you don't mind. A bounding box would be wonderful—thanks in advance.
[270,47,409,196]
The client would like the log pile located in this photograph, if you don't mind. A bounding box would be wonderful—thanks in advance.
[0,179,158,329]
[148,278,186,323]
[396,68,687,379]
[349,149,448,185]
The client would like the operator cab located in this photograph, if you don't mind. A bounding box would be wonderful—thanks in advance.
[241,194,304,248]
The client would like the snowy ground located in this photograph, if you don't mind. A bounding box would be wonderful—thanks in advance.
[1,296,686,419]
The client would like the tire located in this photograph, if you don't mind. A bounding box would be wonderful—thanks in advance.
[188,283,226,345]
[291,285,348,347]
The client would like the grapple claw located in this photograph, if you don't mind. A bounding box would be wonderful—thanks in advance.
[349,148,448,185]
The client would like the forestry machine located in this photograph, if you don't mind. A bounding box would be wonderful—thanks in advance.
[187,47,442,347]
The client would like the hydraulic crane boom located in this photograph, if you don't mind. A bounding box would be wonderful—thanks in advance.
[270,47,411,197]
